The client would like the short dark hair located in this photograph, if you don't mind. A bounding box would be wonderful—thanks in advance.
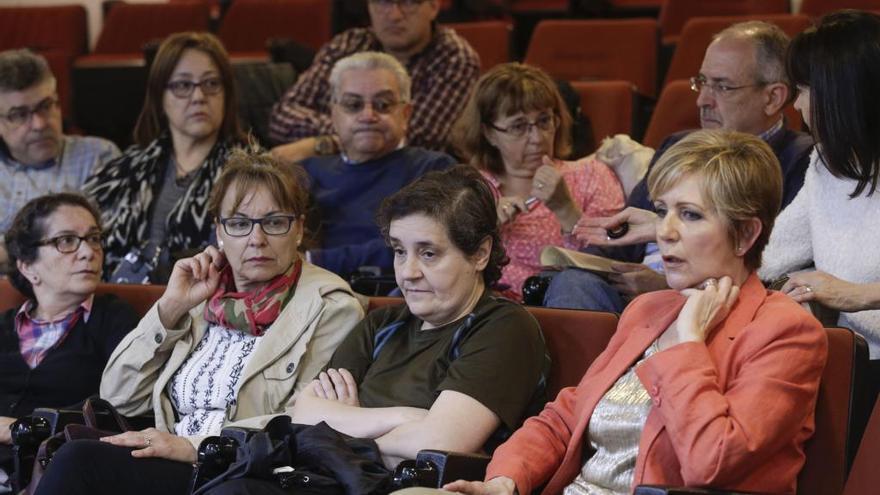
[0,49,53,92]
[133,32,243,146]
[377,165,509,286]
[787,10,880,197]
[6,193,102,299]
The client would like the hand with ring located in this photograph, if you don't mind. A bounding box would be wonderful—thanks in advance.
[780,269,873,312]
[100,427,197,463]
[531,156,581,231]
[496,195,528,225]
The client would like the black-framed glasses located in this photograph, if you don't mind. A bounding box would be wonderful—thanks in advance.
[368,0,429,14]
[488,113,557,138]
[689,75,763,96]
[166,77,224,99]
[219,215,297,237]
[0,96,59,128]
[332,94,404,115]
[35,232,104,254]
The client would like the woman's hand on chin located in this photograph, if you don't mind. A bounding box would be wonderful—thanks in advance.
[443,476,518,494]
[531,156,580,231]
[100,428,197,463]
[158,246,226,328]
[674,276,740,344]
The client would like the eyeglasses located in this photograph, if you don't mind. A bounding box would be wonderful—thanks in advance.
[166,77,224,99]
[368,0,429,14]
[219,215,297,237]
[690,75,764,96]
[488,113,557,138]
[35,232,104,254]
[0,97,59,129]
[333,95,404,115]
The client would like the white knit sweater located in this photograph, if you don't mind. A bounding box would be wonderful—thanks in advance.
[760,149,880,358]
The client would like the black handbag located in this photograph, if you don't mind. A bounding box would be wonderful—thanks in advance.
[193,416,392,495]
[23,398,131,495]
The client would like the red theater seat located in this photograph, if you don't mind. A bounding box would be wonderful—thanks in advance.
[0,5,88,116]
[218,0,332,60]
[525,19,659,98]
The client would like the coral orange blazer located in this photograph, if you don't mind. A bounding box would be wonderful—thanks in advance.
[486,274,827,495]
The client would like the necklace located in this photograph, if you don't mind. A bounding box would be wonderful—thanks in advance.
[172,155,198,187]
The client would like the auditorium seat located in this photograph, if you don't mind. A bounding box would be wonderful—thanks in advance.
[664,14,811,87]
[78,1,211,64]
[635,327,873,495]
[0,5,88,117]
[800,0,880,18]
[0,279,163,317]
[524,19,659,98]
[218,0,332,61]
[843,394,880,494]
[642,79,698,148]
[444,20,512,73]
[570,80,635,142]
[658,0,790,45]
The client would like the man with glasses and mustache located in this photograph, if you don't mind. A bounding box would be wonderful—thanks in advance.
[544,21,814,312]
[0,49,119,272]
[269,0,478,164]
[300,52,454,279]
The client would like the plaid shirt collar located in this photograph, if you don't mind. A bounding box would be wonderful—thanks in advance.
[15,295,94,369]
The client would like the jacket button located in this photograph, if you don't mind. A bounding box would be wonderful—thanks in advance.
[286,363,295,373]
[154,334,163,344]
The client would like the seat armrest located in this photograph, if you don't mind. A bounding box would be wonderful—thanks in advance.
[634,486,764,495]
[218,426,257,446]
[392,449,491,489]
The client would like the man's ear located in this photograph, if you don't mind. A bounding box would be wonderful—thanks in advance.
[764,82,789,117]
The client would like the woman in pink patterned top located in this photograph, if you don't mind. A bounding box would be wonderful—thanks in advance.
[453,63,625,301]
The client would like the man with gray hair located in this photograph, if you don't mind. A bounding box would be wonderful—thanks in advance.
[0,49,119,268]
[543,20,814,311]
[300,51,454,278]
[269,0,478,164]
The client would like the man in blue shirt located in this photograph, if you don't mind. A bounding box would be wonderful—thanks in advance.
[300,51,454,278]
[0,49,119,270]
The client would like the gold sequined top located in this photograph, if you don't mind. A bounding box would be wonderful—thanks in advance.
[563,341,659,495]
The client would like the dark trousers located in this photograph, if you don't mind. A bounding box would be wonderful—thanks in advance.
[32,439,192,495]
[202,478,292,495]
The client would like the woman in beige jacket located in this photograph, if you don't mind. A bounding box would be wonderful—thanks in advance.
[33,150,364,495]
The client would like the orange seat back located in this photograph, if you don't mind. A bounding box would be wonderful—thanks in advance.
[0,279,163,318]
[93,2,211,55]
[218,0,332,55]
[570,80,635,143]
[525,19,658,98]
[642,79,699,148]
[658,0,789,45]
[798,328,872,495]
[443,21,511,73]
[800,0,880,18]
[843,394,880,494]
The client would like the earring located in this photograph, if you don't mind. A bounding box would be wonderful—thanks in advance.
[218,239,225,250]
